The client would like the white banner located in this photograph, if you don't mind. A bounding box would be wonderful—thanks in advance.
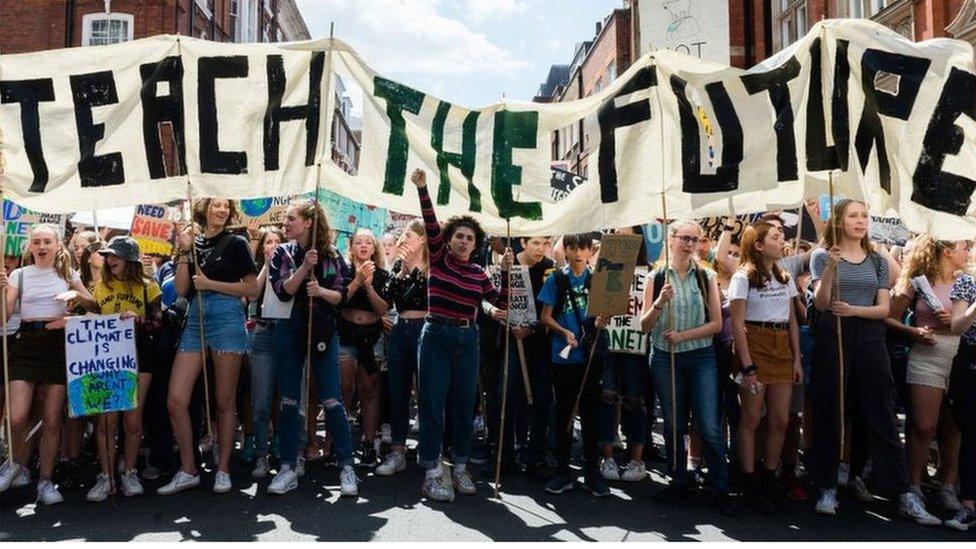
[607,266,649,355]
[1,20,975,239]
[639,0,731,63]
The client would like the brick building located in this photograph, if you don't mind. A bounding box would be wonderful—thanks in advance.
[0,0,309,55]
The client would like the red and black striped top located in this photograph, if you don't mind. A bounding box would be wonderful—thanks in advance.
[418,185,506,321]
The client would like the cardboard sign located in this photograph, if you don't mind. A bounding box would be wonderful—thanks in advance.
[65,315,138,418]
[2,200,66,257]
[130,204,176,256]
[607,267,649,355]
[871,216,911,246]
[488,265,537,327]
[587,233,643,317]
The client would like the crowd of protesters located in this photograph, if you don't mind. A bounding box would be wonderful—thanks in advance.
[0,168,973,532]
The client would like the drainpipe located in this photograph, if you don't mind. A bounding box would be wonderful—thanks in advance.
[64,0,76,47]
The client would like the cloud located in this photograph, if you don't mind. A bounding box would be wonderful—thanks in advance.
[298,0,529,77]
[467,0,527,21]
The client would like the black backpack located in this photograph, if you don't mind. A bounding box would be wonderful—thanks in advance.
[551,268,608,360]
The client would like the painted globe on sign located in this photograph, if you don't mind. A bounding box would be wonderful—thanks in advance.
[240,198,273,217]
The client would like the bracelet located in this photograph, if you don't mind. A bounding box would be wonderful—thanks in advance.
[741,364,757,375]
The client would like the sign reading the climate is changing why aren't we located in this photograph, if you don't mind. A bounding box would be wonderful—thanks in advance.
[65,315,138,418]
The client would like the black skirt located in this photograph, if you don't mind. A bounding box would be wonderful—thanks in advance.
[9,326,67,385]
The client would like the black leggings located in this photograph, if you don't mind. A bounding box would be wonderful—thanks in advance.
[948,340,976,502]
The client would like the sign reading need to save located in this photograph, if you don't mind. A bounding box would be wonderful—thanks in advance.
[130,204,176,256]
[65,315,138,418]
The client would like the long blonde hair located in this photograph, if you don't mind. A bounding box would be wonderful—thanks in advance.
[24,223,73,283]
[896,234,955,293]
[348,227,385,270]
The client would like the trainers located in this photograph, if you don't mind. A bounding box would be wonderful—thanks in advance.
[422,473,455,502]
[452,466,476,495]
[836,462,850,487]
[86,473,113,502]
[945,506,975,531]
[213,471,232,494]
[0,461,26,492]
[899,491,941,526]
[296,457,306,478]
[850,476,874,502]
[599,458,621,481]
[121,470,144,497]
[815,488,839,515]
[939,485,963,512]
[782,473,808,501]
[380,423,393,445]
[267,464,298,495]
[157,470,200,495]
[141,465,161,481]
[37,479,64,505]
[359,443,378,468]
[620,460,646,482]
[376,452,407,476]
[584,474,611,497]
[252,457,270,479]
[545,474,574,494]
[340,465,359,497]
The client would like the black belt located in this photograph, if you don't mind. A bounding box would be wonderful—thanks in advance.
[425,314,473,328]
[746,320,788,331]
[397,317,427,325]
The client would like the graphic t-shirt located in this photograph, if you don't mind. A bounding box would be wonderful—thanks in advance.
[728,268,798,323]
[92,278,162,317]
[538,266,591,364]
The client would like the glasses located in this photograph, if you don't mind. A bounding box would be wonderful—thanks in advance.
[673,235,701,245]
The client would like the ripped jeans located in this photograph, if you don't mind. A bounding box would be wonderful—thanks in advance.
[274,318,353,468]
[598,352,648,447]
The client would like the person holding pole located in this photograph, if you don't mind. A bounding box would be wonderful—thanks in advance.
[808,199,938,525]
[84,236,162,502]
[265,199,358,497]
[639,219,731,514]
[538,233,609,497]
[409,168,509,503]
[728,221,802,513]
[0,223,95,504]
[159,198,258,496]
[375,219,429,477]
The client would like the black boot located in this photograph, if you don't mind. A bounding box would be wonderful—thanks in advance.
[744,472,774,514]
[761,468,787,510]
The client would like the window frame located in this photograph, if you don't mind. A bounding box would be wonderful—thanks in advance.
[81,12,134,46]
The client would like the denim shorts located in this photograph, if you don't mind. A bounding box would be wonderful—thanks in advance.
[339,338,385,363]
[178,292,249,354]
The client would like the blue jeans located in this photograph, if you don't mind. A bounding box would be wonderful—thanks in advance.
[417,321,479,470]
[650,345,728,493]
[386,318,424,447]
[599,352,648,446]
[273,316,353,468]
[248,322,276,457]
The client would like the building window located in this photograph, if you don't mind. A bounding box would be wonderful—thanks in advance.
[847,0,890,18]
[81,13,134,46]
[777,1,807,49]
[195,0,214,19]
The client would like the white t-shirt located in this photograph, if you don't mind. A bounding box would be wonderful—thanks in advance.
[9,265,81,320]
[728,268,797,323]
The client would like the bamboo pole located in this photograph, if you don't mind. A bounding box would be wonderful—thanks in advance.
[185,182,214,443]
[493,221,513,498]
[828,172,846,462]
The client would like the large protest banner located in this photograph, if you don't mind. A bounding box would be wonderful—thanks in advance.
[1,20,974,239]
[588,234,644,317]
[2,200,66,257]
[65,315,138,418]
[607,266,649,355]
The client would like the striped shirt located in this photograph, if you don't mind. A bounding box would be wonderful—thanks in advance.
[649,263,716,354]
[418,186,506,321]
[810,249,888,307]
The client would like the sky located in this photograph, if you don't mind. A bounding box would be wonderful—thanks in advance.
[295,0,623,109]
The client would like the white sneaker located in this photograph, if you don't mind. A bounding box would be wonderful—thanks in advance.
[600,458,621,481]
[836,462,850,487]
[252,457,270,479]
[938,485,963,512]
[340,465,359,497]
[850,476,875,502]
[815,488,839,515]
[422,473,455,502]
[37,479,64,505]
[380,423,393,445]
[86,473,113,502]
[945,506,975,531]
[0,461,25,492]
[267,465,298,495]
[157,470,200,495]
[121,470,144,497]
[296,457,306,478]
[899,491,942,526]
[620,459,646,482]
[11,465,31,489]
[213,471,232,494]
[452,466,476,495]
[376,452,407,476]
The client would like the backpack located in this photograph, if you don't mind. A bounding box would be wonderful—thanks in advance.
[551,268,608,360]
[650,263,710,318]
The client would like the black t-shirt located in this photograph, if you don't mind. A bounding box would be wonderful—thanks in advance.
[383,259,429,314]
[518,255,556,321]
[340,257,390,313]
[189,230,258,293]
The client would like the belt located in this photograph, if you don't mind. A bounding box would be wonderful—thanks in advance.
[425,314,474,328]
[746,320,788,331]
[397,317,427,325]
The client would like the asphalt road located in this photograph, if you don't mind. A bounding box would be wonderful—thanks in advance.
[2,453,971,542]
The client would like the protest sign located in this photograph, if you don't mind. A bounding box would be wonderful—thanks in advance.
[588,233,643,317]
[606,266,649,355]
[870,216,912,246]
[65,314,138,418]
[2,200,66,257]
[1,20,974,239]
[130,204,176,256]
[489,265,537,327]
